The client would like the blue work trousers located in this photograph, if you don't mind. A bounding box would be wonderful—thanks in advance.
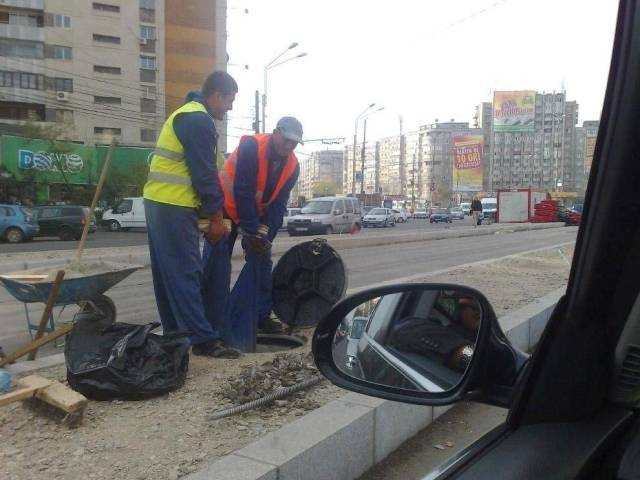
[145,199,220,345]
[225,224,273,322]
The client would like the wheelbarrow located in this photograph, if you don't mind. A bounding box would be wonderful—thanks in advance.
[0,265,142,338]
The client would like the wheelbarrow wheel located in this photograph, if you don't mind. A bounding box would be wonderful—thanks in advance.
[78,294,116,326]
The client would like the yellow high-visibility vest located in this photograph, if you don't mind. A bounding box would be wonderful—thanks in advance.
[143,101,223,208]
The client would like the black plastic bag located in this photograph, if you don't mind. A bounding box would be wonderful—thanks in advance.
[65,319,190,401]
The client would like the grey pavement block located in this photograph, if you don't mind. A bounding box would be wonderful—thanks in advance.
[238,398,375,480]
[504,318,530,352]
[184,454,277,480]
[433,404,453,420]
[529,289,563,345]
[341,391,386,409]
[374,400,434,463]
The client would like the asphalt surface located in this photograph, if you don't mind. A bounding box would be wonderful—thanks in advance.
[0,217,476,253]
[0,226,577,359]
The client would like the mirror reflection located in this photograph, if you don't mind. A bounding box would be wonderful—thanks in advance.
[332,288,482,393]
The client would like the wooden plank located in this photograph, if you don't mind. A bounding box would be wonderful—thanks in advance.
[0,376,52,407]
[0,274,49,281]
[0,323,73,367]
[28,270,65,360]
[17,376,87,414]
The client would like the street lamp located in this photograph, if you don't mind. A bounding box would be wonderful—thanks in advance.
[352,103,376,195]
[360,107,385,196]
[262,43,307,132]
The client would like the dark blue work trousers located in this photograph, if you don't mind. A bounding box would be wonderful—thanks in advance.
[145,199,221,345]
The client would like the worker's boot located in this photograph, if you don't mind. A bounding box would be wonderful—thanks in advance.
[258,316,284,334]
[192,339,242,359]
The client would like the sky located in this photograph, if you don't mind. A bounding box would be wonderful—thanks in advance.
[225,0,619,157]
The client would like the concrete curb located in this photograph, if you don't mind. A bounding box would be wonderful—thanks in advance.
[185,287,565,480]
[0,222,566,272]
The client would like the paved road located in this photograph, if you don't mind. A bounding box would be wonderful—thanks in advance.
[0,226,577,359]
[0,217,476,253]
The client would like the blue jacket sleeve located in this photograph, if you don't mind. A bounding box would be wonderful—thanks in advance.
[173,112,223,215]
[264,163,299,241]
[234,138,261,234]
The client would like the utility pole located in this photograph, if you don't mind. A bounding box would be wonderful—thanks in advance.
[253,90,260,134]
[360,119,367,196]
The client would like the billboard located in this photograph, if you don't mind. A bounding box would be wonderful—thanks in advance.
[493,91,536,131]
[452,135,483,192]
[0,135,151,185]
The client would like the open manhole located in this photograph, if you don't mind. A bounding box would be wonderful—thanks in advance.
[255,333,306,353]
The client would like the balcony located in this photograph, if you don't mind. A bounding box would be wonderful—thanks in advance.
[0,24,44,42]
[2,0,44,9]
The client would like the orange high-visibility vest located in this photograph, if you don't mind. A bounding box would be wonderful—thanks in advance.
[219,133,298,224]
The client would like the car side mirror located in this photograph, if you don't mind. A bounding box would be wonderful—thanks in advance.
[312,284,529,408]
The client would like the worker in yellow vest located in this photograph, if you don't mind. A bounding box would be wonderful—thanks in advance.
[143,71,240,358]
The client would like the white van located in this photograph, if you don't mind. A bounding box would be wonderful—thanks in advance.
[287,196,361,236]
[481,197,498,219]
[102,197,146,231]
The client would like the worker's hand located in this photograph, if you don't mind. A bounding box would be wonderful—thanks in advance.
[205,212,229,245]
[241,234,271,258]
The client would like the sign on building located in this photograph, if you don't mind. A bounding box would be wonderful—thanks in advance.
[452,135,483,192]
[493,91,536,132]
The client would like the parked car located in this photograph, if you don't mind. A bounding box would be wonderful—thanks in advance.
[460,202,471,216]
[281,207,302,230]
[413,208,428,219]
[429,207,452,223]
[102,197,146,231]
[450,206,465,220]
[362,207,396,228]
[287,196,360,236]
[33,205,96,240]
[313,4,635,478]
[391,208,409,223]
[0,204,39,243]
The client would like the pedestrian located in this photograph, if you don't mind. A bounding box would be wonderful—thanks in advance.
[471,196,482,227]
[143,71,241,358]
[203,117,302,351]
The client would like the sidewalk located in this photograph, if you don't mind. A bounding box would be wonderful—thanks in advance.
[0,222,566,272]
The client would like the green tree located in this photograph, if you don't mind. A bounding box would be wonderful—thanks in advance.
[22,120,76,199]
[313,179,339,197]
[101,163,149,207]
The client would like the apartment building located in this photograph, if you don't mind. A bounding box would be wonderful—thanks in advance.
[297,149,343,199]
[575,120,600,193]
[485,91,581,193]
[0,0,226,147]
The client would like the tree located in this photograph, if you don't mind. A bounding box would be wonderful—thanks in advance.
[433,184,452,206]
[101,163,149,207]
[313,179,338,197]
[21,120,76,200]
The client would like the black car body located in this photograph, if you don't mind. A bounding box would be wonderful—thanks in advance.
[430,208,452,223]
[34,205,96,240]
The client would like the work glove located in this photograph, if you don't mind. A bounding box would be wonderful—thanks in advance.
[241,233,272,258]
[205,211,229,245]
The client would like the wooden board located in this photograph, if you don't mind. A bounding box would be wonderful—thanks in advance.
[0,274,48,282]
[0,376,52,407]
[17,376,87,414]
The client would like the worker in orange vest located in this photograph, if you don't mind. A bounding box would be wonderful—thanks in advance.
[202,117,302,350]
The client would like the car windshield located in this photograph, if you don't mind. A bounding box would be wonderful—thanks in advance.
[301,201,333,214]
[369,208,386,215]
[483,203,497,210]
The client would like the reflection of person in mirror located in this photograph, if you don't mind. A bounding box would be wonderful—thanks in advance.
[389,295,480,373]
